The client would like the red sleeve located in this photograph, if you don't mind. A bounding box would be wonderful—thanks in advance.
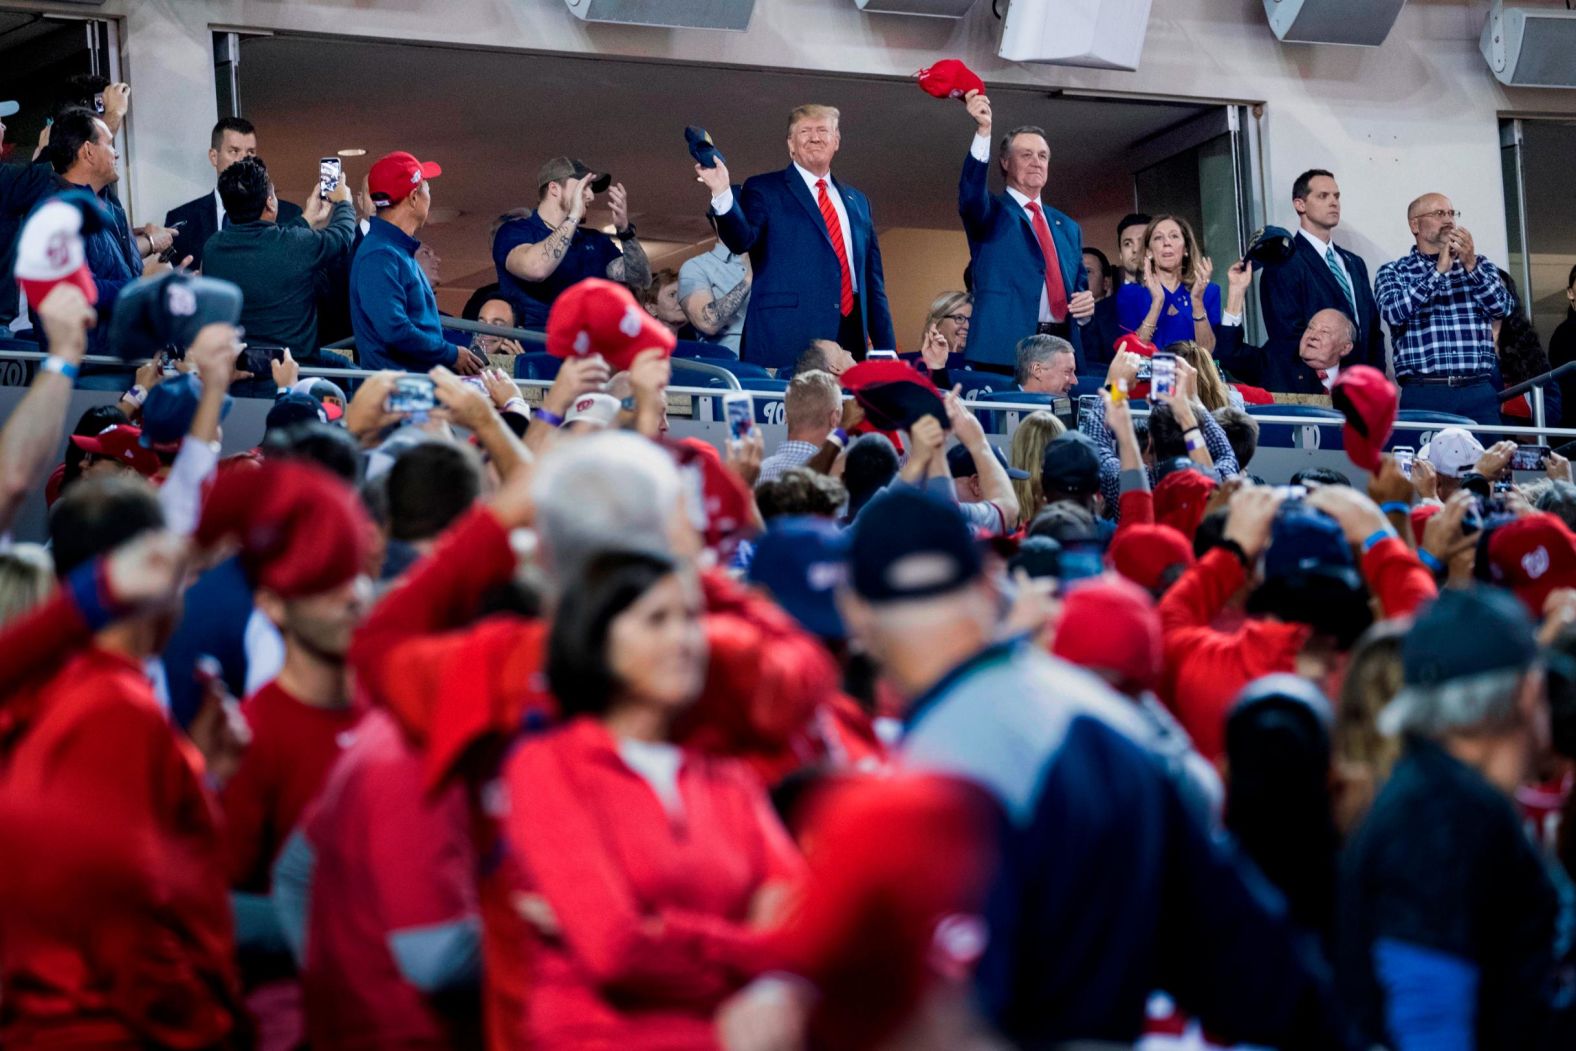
[505,740,768,1002]
[1117,489,1155,531]
[1362,536,1437,618]
[768,775,998,1051]
[1158,548,1245,636]
[675,571,840,766]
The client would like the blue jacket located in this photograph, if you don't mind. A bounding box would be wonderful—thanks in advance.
[713,166,893,369]
[902,640,1346,1048]
[350,216,457,372]
[1259,232,1385,391]
[959,152,1089,370]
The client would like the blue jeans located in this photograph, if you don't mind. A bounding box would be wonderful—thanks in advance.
[1398,379,1502,426]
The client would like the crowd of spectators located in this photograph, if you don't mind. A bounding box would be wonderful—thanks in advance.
[5,68,1576,1051]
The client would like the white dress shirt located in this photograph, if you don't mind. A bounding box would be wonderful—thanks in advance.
[214,189,225,232]
[710,163,857,293]
[1319,363,1340,392]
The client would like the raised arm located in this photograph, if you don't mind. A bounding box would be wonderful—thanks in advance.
[0,286,92,534]
[602,183,652,291]
[503,174,592,283]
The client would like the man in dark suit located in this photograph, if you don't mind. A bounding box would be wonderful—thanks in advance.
[1264,307,1356,395]
[957,90,1095,375]
[696,104,893,370]
[164,117,302,270]
[1258,169,1384,390]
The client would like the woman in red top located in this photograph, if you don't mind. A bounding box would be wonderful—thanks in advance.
[506,551,803,1050]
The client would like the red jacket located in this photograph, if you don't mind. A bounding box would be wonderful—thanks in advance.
[505,717,802,1049]
[1158,537,1436,762]
[0,637,243,1049]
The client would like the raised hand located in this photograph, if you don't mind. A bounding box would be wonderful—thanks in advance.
[1190,257,1215,300]
[919,323,951,370]
[607,183,631,231]
[696,159,732,198]
[566,174,595,222]
[965,89,992,135]
[1143,253,1164,304]
[1227,259,1253,294]
[270,347,300,390]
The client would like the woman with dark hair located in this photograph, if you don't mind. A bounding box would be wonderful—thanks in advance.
[505,550,802,1049]
[46,403,131,506]
[1498,273,1562,426]
[1115,214,1221,353]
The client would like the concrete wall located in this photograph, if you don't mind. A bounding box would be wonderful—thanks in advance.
[10,0,1575,295]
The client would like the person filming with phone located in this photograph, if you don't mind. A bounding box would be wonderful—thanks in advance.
[1375,192,1514,424]
[202,157,356,370]
[350,151,485,375]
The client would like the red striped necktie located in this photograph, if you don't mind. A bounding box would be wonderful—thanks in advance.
[816,178,855,317]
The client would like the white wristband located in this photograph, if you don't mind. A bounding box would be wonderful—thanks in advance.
[502,397,530,416]
[124,384,148,407]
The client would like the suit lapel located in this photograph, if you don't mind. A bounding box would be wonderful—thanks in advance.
[785,166,833,250]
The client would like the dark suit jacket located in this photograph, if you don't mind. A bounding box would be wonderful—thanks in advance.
[713,166,893,370]
[165,190,304,270]
[1261,351,1335,396]
[958,152,1089,370]
[1085,295,1122,370]
[1259,232,1384,389]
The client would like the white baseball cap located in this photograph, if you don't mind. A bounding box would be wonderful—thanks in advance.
[1420,427,1486,478]
[564,392,621,430]
[15,198,96,308]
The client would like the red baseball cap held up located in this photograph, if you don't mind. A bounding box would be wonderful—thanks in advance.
[367,151,442,206]
[1332,365,1398,473]
[546,278,676,373]
[1488,512,1576,617]
[916,59,986,100]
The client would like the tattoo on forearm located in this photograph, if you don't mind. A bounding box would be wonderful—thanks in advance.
[540,218,576,268]
[615,237,652,291]
[701,277,750,328]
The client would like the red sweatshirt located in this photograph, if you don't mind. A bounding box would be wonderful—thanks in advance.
[0,643,243,1049]
[220,680,363,891]
[347,503,841,1048]
[506,717,802,1049]
[1158,537,1436,762]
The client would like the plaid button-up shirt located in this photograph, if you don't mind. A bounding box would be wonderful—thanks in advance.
[1079,398,1238,520]
[1375,248,1513,379]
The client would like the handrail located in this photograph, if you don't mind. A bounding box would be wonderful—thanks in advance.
[1499,360,1576,402]
[323,318,549,353]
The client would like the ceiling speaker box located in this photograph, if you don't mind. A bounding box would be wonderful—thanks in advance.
[1262,0,1406,46]
[562,0,754,31]
[998,0,1153,71]
[856,0,978,16]
[1481,1,1576,88]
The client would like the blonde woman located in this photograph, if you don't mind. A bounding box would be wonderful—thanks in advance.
[1168,340,1241,412]
[1335,619,1408,833]
[916,291,972,370]
[1007,411,1066,527]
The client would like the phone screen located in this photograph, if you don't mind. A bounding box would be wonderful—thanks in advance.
[865,349,899,361]
[318,157,343,199]
[1150,353,1176,400]
[387,376,436,414]
[93,93,105,115]
[724,393,754,442]
[1392,446,1415,479]
[1511,444,1552,472]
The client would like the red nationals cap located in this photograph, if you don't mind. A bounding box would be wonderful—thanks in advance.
[1108,523,1194,596]
[367,151,442,207]
[1332,365,1398,473]
[546,278,676,372]
[69,424,160,477]
[916,59,986,100]
[842,359,947,433]
[1052,575,1164,694]
[1488,512,1576,618]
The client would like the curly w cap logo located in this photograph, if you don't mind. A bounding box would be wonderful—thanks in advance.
[1523,546,1551,581]
[573,330,590,355]
[619,305,644,339]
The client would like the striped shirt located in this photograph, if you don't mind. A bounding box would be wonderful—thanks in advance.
[757,439,822,483]
[1374,248,1513,379]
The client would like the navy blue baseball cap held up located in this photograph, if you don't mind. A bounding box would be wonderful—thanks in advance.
[847,487,981,603]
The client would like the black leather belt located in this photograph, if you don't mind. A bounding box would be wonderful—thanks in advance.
[1396,374,1491,388]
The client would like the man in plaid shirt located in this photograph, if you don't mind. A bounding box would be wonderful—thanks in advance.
[1375,192,1513,423]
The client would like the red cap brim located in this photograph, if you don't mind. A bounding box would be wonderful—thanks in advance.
[418,160,442,179]
[19,266,97,310]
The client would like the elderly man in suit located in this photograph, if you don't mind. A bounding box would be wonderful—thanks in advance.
[164,117,302,270]
[696,104,893,370]
[1259,169,1385,388]
[958,90,1096,375]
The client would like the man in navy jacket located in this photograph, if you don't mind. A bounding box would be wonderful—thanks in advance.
[1259,169,1385,389]
[958,90,1095,374]
[697,104,893,370]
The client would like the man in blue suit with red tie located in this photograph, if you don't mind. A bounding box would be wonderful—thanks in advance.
[696,104,894,370]
[1259,169,1386,392]
[958,91,1095,375]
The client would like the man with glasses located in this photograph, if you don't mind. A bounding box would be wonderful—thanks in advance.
[1375,193,1513,423]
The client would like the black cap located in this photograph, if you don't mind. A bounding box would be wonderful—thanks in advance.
[848,487,981,603]
[947,442,1031,480]
[107,270,243,362]
[1244,225,1296,267]
[536,156,612,194]
[1402,586,1537,687]
[1040,431,1102,497]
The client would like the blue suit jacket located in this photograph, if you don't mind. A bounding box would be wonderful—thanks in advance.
[959,152,1089,370]
[713,166,894,370]
[1259,232,1385,390]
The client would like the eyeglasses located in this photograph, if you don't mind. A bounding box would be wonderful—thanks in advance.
[943,313,970,325]
[1411,209,1461,222]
